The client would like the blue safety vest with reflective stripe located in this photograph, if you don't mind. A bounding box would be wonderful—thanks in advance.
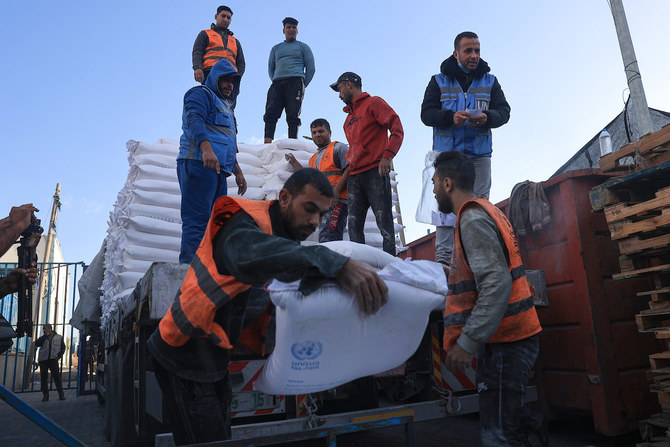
[433,73,494,157]
[178,85,237,174]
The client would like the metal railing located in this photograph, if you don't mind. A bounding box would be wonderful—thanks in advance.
[0,262,90,394]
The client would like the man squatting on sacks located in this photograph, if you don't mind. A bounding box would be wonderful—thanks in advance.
[177,58,247,264]
[332,72,404,256]
[433,151,542,446]
[285,118,350,242]
[263,17,315,143]
[147,168,389,445]
[421,31,510,267]
[191,5,245,108]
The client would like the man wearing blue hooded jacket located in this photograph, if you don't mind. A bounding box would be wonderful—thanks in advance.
[178,58,247,264]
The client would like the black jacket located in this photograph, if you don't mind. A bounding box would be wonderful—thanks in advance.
[420,55,510,130]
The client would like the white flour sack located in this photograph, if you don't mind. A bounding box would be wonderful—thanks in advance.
[254,259,447,395]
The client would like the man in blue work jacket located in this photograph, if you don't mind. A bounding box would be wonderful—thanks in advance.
[178,58,247,264]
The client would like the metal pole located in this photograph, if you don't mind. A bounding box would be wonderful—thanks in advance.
[608,0,654,136]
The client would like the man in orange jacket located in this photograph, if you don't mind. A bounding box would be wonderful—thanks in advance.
[285,118,350,242]
[432,150,543,446]
[148,168,388,445]
[191,5,245,107]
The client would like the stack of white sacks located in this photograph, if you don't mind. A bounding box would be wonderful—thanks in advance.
[100,138,405,328]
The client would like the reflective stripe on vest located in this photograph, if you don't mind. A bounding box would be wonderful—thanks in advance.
[309,142,348,200]
[203,29,238,70]
[443,198,541,350]
[432,73,494,157]
[159,197,273,350]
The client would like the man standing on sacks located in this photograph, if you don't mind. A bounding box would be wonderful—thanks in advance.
[331,72,403,256]
[148,168,389,445]
[421,31,510,267]
[177,58,247,264]
[191,5,245,108]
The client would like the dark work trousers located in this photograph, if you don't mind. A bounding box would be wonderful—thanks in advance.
[263,77,304,140]
[476,334,540,447]
[177,159,229,264]
[153,361,232,445]
[202,68,241,110]
[347,168,396,255]
[39,359,63,396]
[319,201,348,242]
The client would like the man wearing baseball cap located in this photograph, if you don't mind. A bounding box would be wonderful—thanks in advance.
[331,72,404,255]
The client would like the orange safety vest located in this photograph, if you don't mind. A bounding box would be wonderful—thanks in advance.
[203,29,238,71]
[158,196,273,354]
[443,198,541,350]
[309,142,347,200]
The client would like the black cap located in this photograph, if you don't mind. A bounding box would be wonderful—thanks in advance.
[282,17,298,26]
[330,72,362,91]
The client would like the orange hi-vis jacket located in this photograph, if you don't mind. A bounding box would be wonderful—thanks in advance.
[443,198,542,350]
[158,196,273,354]
[309,142,347,200]
[203,29,238,71]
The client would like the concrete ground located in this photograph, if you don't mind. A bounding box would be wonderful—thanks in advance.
[0,390,643,447]
[0,388,111,447]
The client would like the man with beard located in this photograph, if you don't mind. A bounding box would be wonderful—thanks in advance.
[432,150,542,446]
[421,31,510,268]
[148,168,388,445]
[331,72,403,255]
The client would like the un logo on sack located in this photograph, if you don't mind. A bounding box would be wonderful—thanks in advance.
[291,340,323,360]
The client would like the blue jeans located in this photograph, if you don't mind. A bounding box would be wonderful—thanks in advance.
[177,159,228,264]
[476,334,540,447]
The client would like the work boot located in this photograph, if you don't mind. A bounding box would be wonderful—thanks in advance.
[41,394,48,402]
[58,391,65,401]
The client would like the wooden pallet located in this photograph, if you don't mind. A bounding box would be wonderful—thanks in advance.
[650,352,670,370]
[614,264,670,280]
[590,159,670,211]
[605,188,670,241]
[619,234,670,256]
[600,123,670,173]
[637,310,670,333]
[640,413,670,442]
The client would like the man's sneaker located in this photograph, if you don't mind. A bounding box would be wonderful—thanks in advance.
[41,394,49,402]
[58,392,65,401]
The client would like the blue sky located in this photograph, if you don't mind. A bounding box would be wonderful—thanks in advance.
[2,1,670,264]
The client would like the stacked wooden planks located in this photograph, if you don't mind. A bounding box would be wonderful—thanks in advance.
[591,156,670,445]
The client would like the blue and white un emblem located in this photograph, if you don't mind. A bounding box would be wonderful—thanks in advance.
[291,340,323,360]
